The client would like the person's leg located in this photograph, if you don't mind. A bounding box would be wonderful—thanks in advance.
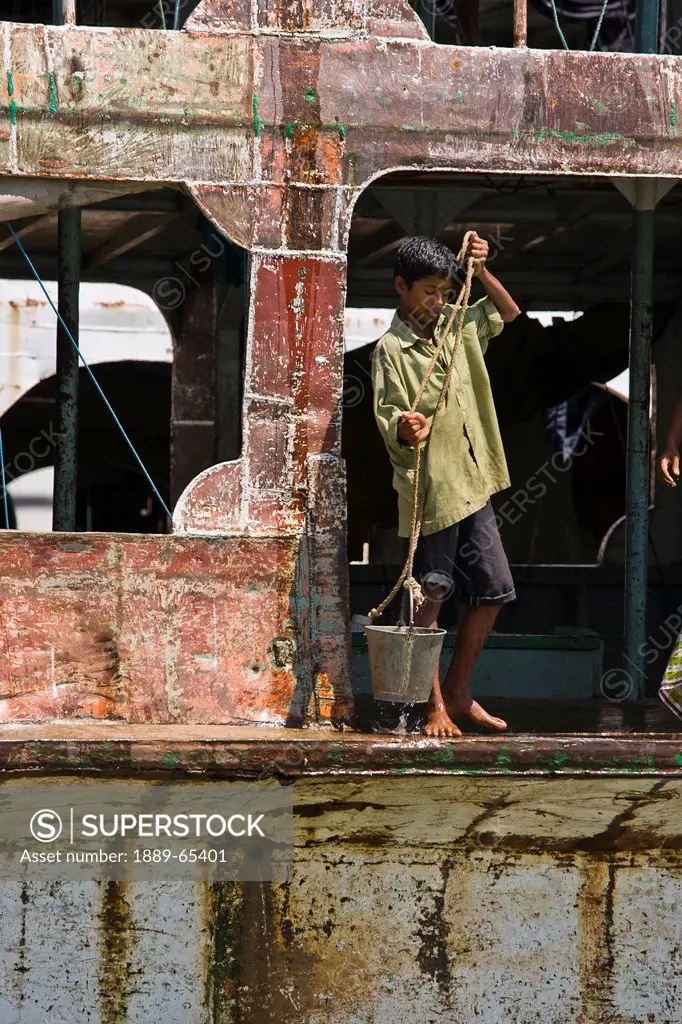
[441,604,507,730]
[411,523,463,738]
[441,501,516,730]
[414,592,462,738]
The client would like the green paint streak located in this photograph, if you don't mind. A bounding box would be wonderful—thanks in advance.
[535,126,623,146]
[283,120,302,138]
[304,86,318,103]
[594,101,605,113]
[161,751,179,769]
[337,122,347,141]
[454,90,464,103]
[671,101,677,135]
[496,749,513,773]
[48,71,58,113]
[675,753,682,767]
[204,883,243,1021]
[252,93,261,137]
[376,89,387,105]
[510,126,520,139]
[426,748,456,764]
[547,752,570,769]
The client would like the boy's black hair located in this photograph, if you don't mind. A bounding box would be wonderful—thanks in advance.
[393,236,459,288]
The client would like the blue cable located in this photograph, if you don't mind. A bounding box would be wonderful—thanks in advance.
[0,424,9,529]
[173,0,182,29]
[7,223,172,522]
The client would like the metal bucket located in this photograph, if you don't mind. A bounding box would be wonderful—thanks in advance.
[365,622,446,703]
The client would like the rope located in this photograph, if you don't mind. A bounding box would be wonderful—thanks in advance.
[7,224,173,522]
[547,0,611,51]
[588,0,611,50]
[0,425,9,529]
[548,0,570,49]
[368,232,476,622]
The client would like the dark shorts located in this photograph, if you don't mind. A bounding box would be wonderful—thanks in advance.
[408,500,516,607]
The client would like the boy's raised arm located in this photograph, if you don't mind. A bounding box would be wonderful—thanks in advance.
[463,230,520,324]
[476,266,520,323]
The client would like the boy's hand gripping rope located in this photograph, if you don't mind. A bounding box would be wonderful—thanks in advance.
[368,232,476,623]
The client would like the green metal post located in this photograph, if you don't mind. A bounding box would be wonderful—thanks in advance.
[53,207,81,532]
[625,186,655,699]
[635,0,659,51]
[621,0,659,692]
[52,0,79,532]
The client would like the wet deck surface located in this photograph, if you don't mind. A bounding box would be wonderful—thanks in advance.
[0,702,682,777]
[351,696,682,736]
[0,699,678,741]
[466,698,682,735]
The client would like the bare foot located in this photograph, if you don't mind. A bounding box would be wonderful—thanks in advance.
[447,698,508,732]
[424,702,462,738]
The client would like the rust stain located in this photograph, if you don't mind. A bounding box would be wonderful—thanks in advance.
[203,882,244,1020]
[98,880,135,1024]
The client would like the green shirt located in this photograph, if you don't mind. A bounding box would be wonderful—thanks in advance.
[371,296,511,538]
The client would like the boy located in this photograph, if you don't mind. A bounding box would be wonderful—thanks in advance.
[371,233,520,738]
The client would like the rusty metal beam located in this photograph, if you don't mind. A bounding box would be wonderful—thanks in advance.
[2,721,682,776]
[53,0,77,24]
[514,0,527,47]
[5,27,682,193]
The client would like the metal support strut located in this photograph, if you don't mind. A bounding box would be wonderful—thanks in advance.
[625,181,656,699]
[52,0,80,531]
[513,0,528,46]
[53,0,77,24]
[619,0,661,695]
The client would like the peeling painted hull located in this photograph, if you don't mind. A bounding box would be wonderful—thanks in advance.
[2,767,682,1023]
